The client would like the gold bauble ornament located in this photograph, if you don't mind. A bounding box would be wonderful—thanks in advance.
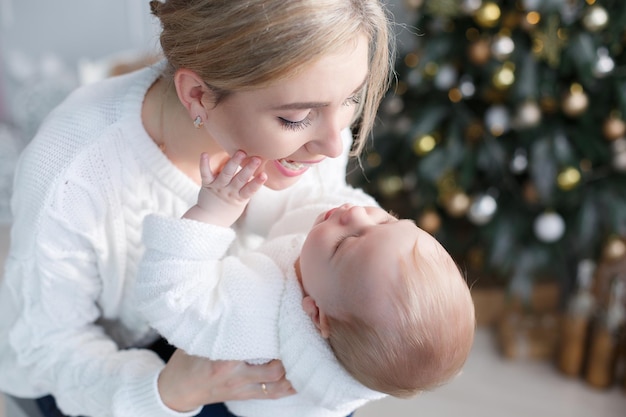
[377,175,404,198]
[540,95,559,114]
[418,209,442,234]
[562,83,588,117]
[557,166,581,191]
[468,38,492,65]
[492,62,516,90]
[404,0,424,9]
[602,114,626,141]
[465,120,485,143]
[413,134,437,156]
[443,191,471,217]
[602,236,626,262]
[365,152,381,168]
[425,0,462,18]
[474,2,501,28]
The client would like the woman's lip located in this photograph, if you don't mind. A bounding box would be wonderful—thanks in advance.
[273,158,325,177]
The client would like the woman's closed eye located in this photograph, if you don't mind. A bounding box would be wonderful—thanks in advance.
[279,115,312,131]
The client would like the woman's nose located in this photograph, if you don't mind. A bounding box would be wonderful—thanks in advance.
[307,120,344,158]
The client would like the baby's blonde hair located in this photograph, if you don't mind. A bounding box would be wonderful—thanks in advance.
[150,0,395,155]
[327,240,476,397]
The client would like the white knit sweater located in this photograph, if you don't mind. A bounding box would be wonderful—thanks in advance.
[137,204,386,417]
[0,62,377,417]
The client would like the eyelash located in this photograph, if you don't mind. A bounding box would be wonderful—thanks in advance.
[334,234,353,254]
[343,95,361,107]
[333,216,396,253]
[279,95,361,131]
[279,117,312,131]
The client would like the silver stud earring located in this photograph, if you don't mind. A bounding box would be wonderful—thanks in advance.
[193,116,204,129]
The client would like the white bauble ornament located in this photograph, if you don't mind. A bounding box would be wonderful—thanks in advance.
[461,0,482,14]
[593,48,615,78]
[510,148,529,174]
[434,64,458,91]
[612,138,626,172]
[582,5,609,32]
[491,34,515,61]
[485,105,511,136]
[534,211,566,242]
[459,76,476,98]
[515,100,542,128]
[467,194,498,225]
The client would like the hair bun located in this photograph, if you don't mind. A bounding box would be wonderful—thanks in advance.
[150,0,163,17]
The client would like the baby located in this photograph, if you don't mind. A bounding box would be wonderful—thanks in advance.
[136,152,475,417]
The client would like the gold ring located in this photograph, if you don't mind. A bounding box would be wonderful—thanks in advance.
[261,382,268,395]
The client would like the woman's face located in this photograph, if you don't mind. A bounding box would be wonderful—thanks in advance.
[202,34,370,190]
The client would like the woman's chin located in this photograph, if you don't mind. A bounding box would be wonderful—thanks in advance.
[262,175,303,191]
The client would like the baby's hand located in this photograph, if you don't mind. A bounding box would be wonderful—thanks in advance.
[183,151,267,227]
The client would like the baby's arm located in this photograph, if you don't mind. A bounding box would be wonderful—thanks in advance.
[136,151,281,360]
[184,151,267,227]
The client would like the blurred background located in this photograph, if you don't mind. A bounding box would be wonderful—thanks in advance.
[0,0,625,416]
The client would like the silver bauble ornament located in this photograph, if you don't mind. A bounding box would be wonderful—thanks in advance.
[593,48,615,78]
[612,138,626,172]
[514,100,542,129]
[534,211,566,242]
[485,105,511,136]
[582,5,609,32]
[467,194,498,225]
[461,0,482,14]
[491,34,515,61]
[510,148,529,174]
[434,64,458,91]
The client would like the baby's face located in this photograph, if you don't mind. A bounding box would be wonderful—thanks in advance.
[299,204,438,320]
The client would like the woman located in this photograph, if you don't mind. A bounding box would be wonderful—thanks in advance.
[0,1,395,416]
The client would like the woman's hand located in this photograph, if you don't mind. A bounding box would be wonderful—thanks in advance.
[158,349,296,412]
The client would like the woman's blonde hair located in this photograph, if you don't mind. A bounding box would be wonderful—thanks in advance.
[150,0,395,155]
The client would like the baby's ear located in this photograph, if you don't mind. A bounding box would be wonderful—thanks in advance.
[302,295,331,339]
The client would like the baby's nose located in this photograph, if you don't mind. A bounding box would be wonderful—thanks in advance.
[340,205,369,225]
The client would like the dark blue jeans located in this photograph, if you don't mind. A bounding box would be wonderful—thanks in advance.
[36,395,238,417]
[36,338,354,417]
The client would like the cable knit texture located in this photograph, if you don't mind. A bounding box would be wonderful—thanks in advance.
[0,59,379,417]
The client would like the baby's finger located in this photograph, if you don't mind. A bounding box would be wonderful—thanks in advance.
[199,153,215,186]
[222,151,246,177]
[211,151,246,188]
[230,156,261,188]
[239,172,267,199]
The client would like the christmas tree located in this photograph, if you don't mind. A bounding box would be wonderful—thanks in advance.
[350,0,626,300]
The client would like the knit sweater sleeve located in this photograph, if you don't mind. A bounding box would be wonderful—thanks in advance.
[0,64,204,417]
[1,151,195,417]
[136,214,284,360]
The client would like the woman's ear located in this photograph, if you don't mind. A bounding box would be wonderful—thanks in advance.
[173,68,213,122]
[302,295,331,339]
